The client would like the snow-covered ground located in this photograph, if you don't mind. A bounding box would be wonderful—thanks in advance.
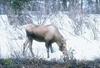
[0,13,100,61]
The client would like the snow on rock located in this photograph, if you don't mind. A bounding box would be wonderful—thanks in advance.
[0,14,100,61]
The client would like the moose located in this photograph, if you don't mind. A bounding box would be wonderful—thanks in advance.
[23,24,67,58]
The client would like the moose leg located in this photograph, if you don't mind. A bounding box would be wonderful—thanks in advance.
[45,42,50,58]
[28,39,34,57]
[23,38,29,55]
[49,44,54,53]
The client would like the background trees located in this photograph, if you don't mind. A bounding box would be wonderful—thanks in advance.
[0,0,100,15]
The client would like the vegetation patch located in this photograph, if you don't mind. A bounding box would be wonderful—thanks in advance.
[0,58,100,68]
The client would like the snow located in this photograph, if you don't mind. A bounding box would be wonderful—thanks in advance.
[0,13,100,61]
[67,35,100,60]
[0,15,11,58]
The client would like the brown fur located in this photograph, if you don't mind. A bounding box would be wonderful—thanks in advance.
[23,24,67,58]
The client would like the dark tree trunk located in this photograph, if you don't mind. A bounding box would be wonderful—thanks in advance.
[62,0,67,10]
[96,0,100,13]
[81,0,83,13]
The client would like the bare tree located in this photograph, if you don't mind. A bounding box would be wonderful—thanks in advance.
[96,0,100,13]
